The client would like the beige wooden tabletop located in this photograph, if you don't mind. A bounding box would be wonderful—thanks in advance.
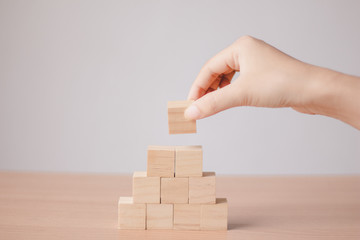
[0,172,359,240]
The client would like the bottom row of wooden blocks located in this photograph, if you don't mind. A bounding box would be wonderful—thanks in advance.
[118,197,228,230]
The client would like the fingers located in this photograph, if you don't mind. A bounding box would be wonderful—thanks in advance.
[219,71,235,88]
[209,77,221,90]
[209,71,235,91]
[187,43,240,101]
[185,84,238,120]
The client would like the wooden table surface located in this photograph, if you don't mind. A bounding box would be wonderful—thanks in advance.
[0,172,359,240]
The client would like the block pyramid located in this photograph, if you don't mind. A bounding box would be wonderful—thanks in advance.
[118,100,228,230]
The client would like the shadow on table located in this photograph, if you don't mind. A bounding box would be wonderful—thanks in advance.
[117,229,228,240]
[116,219,254,239]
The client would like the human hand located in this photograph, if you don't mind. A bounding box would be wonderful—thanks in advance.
[185,36,323,119]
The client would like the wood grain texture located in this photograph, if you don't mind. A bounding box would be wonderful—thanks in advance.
[0,172,359,240]
[174,204,201,230]
[118,197,146,229]
[168,100,196,134]
[146,203,173,229]
[175,145,203,177]
[161,177,189,204]
[147,146,175,177]
[189,172,216,204]
[201,198,228,230]
[132,172,160,203]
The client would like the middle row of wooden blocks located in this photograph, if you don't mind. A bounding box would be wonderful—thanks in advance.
[133,171,215,204]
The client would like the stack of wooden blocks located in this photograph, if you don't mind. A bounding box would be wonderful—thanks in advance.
[118,100,228,230]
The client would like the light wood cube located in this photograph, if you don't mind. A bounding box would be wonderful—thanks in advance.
[174,204,201,230]
[147,146,175,177]
[175,145,202,177]
[133,171,160,203]
[118,197,146,229]
[161,177,188,203]
[201,198,228,230]
[168,100,196,134]
[189,172,216,204]
[146,203,173,229]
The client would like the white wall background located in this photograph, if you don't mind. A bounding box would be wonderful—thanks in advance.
[0,0,359,174]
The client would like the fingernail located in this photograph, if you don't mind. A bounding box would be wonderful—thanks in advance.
[184,105,200,120]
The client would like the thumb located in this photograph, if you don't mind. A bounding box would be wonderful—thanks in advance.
[184,85,238,120]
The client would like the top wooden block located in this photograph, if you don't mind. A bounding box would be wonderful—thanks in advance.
[168,100,196,134]
[147,146,175,177]
[175,145,203,177]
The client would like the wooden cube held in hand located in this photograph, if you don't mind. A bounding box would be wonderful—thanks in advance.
[175,145,203,177]
[132,171,160,203]
[147,146,175,177]
[168,100,196,134]
[118,197,146,230]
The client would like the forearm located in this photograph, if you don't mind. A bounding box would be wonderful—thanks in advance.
[307,66,360,129]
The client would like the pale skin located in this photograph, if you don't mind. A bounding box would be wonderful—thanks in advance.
[185,36,360,130]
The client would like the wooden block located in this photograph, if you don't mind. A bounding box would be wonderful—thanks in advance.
[146,204,173,229]
[189,172,216,204]
[174,204,201,230]
[133,172,160,203]
[200,198,228,230]
[161,177,188,203]
[175,145,202,177]
[147,146,175,177]
[118,197,146,229]
[168,100,196,134]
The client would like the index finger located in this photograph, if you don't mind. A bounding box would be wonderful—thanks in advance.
[187,43,240,100]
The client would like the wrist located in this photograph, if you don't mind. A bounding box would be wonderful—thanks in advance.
[304,66,360,129]
[301,66,342,117]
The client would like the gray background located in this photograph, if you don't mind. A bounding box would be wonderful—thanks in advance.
[0,0,359,174]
